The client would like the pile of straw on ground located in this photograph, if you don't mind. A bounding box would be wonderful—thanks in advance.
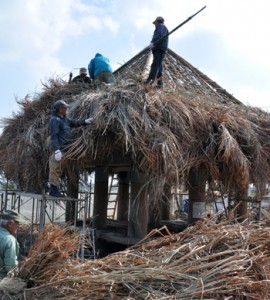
[17,219,270,299]
[18,224,79,282]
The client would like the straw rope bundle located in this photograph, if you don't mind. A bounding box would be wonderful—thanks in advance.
[17,219,270,299]
[18,224,79,282]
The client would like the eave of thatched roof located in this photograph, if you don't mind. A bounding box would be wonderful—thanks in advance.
[0,48,270,196]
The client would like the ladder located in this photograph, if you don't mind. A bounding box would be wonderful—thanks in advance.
[107,174,119,219]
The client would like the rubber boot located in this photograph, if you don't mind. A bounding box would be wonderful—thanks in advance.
[156,79,163,89]
[49,184,63,197]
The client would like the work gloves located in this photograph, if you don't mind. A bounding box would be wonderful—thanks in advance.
[85,117,93,124]
[55,150,63,161]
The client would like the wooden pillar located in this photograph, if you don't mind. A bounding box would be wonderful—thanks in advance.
[93,166,108,229]
[117,171,129,221]
[148,184,171,230]
[148,186,160,230]
[66,169,79,223]
[235,184,248,222]
[188,167,207,224]
[128,171,148,238]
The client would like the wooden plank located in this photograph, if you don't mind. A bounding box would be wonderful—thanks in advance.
[106,219,128,229]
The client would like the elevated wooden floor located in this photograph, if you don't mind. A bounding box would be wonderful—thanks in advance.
[95,219,188,246]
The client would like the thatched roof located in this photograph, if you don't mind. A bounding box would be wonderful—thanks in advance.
[0,48,270,195]
[115,48,242,106]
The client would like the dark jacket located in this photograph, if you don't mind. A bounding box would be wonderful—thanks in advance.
[151,23,169,52]
[49,112,86,151]
[72,75,91,84]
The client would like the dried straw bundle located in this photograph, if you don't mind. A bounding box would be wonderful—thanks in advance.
[21,219,270,299]
[18,224,79,283]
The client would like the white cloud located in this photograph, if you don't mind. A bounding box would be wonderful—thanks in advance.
[236,86,270,111]
[103,17,119,34]
[0,0,123,93]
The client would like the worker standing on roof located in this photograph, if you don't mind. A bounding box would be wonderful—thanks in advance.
[144,16,169,91]
[69,67,92,84]
[48,100,93,197]
[88,53,115,85]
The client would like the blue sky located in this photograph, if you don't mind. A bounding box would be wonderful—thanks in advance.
[1,0,270,122]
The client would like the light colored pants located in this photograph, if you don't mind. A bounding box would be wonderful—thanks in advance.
[49,153,66,187]
[95,72,115,85]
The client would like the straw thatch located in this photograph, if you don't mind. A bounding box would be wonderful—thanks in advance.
[17,219,270,299]
[0,48,270,196]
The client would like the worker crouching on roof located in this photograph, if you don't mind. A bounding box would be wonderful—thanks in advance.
[0,210,27,279]
[88,53,115,85]
[48,99,93,197]
[68,67,92,84]
[144,16,169,91]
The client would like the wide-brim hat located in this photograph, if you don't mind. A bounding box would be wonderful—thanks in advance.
[0,210,28,224]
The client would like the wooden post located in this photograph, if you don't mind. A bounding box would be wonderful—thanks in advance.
[235,184,248,222]
[188,167,207,224]
[93,166,109,229]
[117,171,130,221]
[128,171,148,238]
[66,169,79,223]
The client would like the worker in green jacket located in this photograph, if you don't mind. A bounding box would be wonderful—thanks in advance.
[0,210,26,279]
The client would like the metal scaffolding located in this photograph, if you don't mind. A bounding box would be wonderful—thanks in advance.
[0,189,96,260]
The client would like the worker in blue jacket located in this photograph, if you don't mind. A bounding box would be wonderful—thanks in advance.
[49,99,93,197]
[144,16,169,91]
[88,53,115,85]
